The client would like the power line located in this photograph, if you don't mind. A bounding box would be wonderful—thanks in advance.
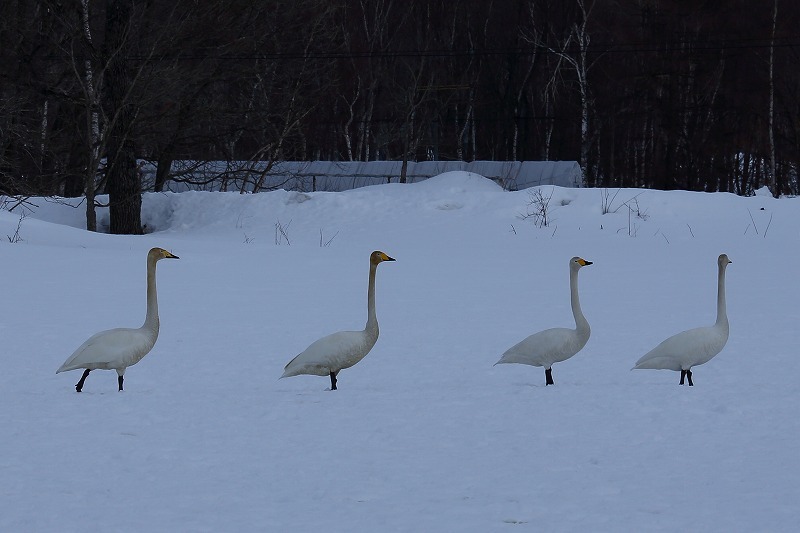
[13,35,799,64]
[126,38,800,62]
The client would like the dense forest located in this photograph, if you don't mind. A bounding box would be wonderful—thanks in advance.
[1,0,798,233]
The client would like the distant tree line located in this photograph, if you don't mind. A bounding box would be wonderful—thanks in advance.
[1,0,798,233]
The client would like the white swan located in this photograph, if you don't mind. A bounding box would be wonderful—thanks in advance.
[633,253,731,386]
[56,247,179,392]
[281,250,395,390]
[495,256,592,385]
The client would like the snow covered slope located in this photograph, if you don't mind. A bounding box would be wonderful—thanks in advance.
[1,173,798,531]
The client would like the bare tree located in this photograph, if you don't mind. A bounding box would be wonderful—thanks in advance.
[338,0,408,162]
[3,0,800,201]
[394,3,438,182]
[54,0,190,231]
[768,0,778,196]
[547,0,596,184]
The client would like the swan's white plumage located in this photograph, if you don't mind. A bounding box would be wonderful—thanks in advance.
[495,256,592,383]
[498,326,588,369]
[282,329,377,377]
[56,247,179,390]
[281,250,394,389]
[634,254,731,377]
[57,327,157,373]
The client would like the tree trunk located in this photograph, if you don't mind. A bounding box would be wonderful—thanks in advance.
[80,0,100,231]
[106,139,142,234]
[154,152,173,192]
[104,0,142,234]
[64,128,87,198]
[768,0,778,196]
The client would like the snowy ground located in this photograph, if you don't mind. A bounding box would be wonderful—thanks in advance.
[1,173,798,531]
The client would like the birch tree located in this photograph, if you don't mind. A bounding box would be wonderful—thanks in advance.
[545,0,596,184]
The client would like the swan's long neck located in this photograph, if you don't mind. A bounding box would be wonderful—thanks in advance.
[570,267,589,336]
[715,262,728,330]
[365,262,379,334]
[142,257,160,334]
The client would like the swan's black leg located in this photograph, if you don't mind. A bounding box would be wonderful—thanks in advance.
[329,371,337,391]
[545,368,554,386]
[686,370,693,387]
[75,369,91,392]
[680,370,687,385]
[118,375,124,391]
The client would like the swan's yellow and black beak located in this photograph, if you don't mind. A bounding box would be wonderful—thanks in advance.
[578,258,592,266]
[370,250,395,265]
[164,250,180,260]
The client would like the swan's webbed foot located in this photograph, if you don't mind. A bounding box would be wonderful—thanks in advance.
[75,369,91,392]
[118,375,124,391]
[545,368,554,386]
[329,371,338,391]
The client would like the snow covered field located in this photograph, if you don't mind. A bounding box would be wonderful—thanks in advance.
[1,173,798,531]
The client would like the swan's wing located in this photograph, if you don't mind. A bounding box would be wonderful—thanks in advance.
[496,327,583,367]
[57,328,155,372]
[633,326,727,370]
[282,330,375,377]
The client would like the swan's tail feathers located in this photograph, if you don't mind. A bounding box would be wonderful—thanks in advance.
[495,351,542,367]
[56,362,77,374]
[632,356,682,371]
